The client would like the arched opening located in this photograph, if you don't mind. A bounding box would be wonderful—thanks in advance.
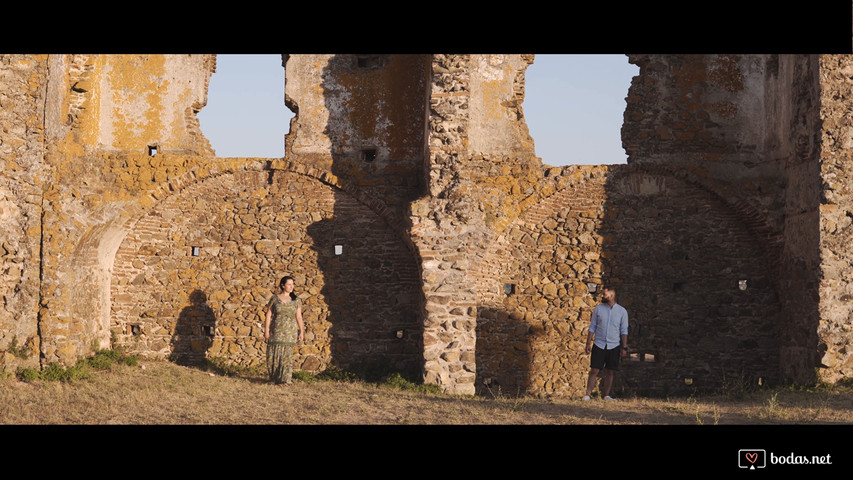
[197,54,293,158]
[523,54,638,167]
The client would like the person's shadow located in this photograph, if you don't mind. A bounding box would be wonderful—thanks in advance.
[170,289,216,366]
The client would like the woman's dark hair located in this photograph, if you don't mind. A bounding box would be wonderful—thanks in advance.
[280,276,298,301]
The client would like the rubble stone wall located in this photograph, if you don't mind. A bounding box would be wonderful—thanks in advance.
[110,162,422,375]
[817,55,853,382]
[474,164,781,397]
[0,55,48,371]
[1,53,852,398]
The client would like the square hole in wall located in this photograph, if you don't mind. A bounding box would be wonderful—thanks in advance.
[334,245,343,255]
[503,283,515,295]
[128,324,141,336]
[148,145,158,157]
[202,325,213,336]
[356,55,388,69]
[361,149,376,162]
[191,246,200,257]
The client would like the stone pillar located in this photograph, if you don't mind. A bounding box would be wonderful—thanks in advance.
[0,55,49,372]
[817,54,853,383]
[414,54,537,394]
[37,54,217,366]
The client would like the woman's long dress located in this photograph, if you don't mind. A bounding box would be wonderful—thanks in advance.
[267,295,301,384]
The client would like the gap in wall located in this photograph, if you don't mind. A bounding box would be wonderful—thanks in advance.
[196,54,638,165]
[197,54,292,159]
[524,54,638,167]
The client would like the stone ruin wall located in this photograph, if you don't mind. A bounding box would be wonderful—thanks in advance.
[817,55,853,384]
[0,55,47,371]
[1,53,852,397]
[110,163,423,376]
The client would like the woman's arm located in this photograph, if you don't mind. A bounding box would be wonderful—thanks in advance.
[296,306,304,345]
[264,304,272,341]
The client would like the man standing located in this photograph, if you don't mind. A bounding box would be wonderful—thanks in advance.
[582,285,628,401]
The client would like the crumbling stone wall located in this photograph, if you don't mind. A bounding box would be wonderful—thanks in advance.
[284,54,429,229]
[817,55,853,382]
[110,162,422,375]
[474,164,781,397]
[0,55,48,371]
[1,53,852,399]
[411,54,541,394]
[474,166,609,397]
[32,55,218,368]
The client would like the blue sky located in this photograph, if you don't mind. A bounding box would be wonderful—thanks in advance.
[197,54,638,166]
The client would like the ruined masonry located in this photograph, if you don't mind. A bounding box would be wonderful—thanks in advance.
[1,54,852,397]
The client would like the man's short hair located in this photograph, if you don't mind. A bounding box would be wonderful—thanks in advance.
[602,285,616,294]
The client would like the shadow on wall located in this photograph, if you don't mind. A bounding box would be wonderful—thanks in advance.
[303,54,428,381]
[170,289,216,365]
[598,166,783,396]
[470,163,791,398]
[475,307,535,397]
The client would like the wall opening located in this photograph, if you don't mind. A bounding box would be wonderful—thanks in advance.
[197,54,292,158]
[361,148,377,162]
[523,54,638,167]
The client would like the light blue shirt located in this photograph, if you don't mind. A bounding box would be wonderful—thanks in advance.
[588,302,629,350]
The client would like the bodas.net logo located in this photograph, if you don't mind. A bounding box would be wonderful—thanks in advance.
[738,449,766,469]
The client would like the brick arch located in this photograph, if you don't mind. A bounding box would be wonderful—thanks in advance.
[106,161,423,374]
[72,159,418,366]
[472,164,784,397]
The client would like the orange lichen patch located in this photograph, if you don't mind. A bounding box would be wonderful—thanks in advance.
[73,55,103,148]
[105,55,167,151]
[709,54,745,93]
[481,76,509,122]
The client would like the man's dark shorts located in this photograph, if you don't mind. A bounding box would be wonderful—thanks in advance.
[590,345,621,371]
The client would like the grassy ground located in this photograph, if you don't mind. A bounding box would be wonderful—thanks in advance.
[2,357,852,425]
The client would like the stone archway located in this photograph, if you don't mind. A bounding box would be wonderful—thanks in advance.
[108,162,423,376]
[473,164,783,397]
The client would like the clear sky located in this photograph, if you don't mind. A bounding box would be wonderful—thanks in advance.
[197,54,638,166]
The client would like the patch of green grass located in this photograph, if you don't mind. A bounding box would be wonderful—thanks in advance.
[381,372,443,395]
[772,376,853,395]
[14,347,137,383]
[80,347,139,371]
[17,367,40,382]
[6,336,30,360]
[292,370,316,382]
[314,364,360,382]
[719,371,760,400]
[837,377,853,389]
[39,362,92,382]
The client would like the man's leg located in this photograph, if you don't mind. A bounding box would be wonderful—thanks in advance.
[586,368,600,396]
[601,369,615,397]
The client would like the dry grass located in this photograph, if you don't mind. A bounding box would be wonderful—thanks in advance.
[1,359,852,425]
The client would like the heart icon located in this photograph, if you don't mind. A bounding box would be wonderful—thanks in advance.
[745,453,758,464]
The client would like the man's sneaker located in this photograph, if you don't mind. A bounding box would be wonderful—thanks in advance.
[604,395,616,401]
[581,395,591,401]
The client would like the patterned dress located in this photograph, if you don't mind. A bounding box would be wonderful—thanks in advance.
[266,294,301,384]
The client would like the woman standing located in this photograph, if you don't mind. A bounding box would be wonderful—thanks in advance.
[264,276,305,385]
